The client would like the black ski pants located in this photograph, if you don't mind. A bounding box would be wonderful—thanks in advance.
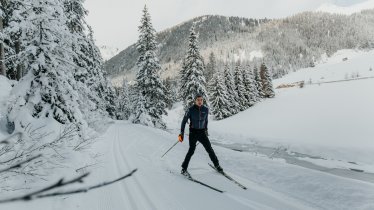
[181,129,219,170]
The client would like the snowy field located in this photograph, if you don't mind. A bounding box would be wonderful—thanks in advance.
[1,49,374,210]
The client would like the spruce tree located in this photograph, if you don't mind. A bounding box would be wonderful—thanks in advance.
[63,0,115,120]
[117,79,131,120]
[132,91,152,126]
[134,5,167,128]
[253,66,264,98]
[260,62,275,98]
[164,77,174,109]
[223,64,240,115]
[233,63,247,111]
[242,65,258,106]
[208,72,231,120]
[179,24,208,109]
[205,52,216,83]
[7,0,84,129]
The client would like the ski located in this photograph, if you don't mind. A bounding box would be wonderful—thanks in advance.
[182,171,224,193]
[208,163,247,190]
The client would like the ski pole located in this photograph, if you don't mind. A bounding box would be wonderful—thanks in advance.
[161,141,178,158]
[161,136,183,158]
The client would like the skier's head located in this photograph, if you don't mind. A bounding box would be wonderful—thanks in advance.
[194,93,204,107]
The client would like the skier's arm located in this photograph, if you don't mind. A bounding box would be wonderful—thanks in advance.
[205,109,209,136]
[205,109,209,129]
[181,109,190,135]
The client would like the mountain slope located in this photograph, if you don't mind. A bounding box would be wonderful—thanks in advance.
[105,11,374,85]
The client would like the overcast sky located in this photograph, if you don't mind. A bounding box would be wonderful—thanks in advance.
[83,0,367,50]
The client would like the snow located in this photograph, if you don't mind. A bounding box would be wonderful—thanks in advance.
[99,45,120,61]
[206,49,374,167]
[5,121,374,210]
[316,0,374,15]
[274,49,374,86]
[2,49,374,209]
[0,76,13,137]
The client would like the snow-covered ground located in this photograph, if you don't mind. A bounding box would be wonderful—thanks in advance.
[207,49,374,172]
[2,49,374,209]
[4,121,374,210]
[166,49,374,184]
[0,75,13,138]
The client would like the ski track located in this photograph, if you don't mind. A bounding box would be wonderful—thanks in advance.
[115,124,157,210]
[113,121,316,210]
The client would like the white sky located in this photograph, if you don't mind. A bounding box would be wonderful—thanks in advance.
[83,0,367,50]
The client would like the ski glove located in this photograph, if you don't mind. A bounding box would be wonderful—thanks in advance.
[178,134,184,142]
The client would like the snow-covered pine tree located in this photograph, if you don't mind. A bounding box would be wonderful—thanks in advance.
[233,63,247,111]
[242,65,258,106]
[178,58,187,101]
[241,66,255,107]
[259,62,275,98]
[223,64,240,115]
[164,77,174,109]
[179,24,208,109]
[2,0,30,80]
[132,91,153,126]
[253,66,264,98]
[117,79,131,120]
[208,72,231,120]
[205,52,216,83]
[134,5,167,128]
[7,0,85,130]
[63,0,116,120]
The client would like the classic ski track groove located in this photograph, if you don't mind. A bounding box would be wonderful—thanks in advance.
[115,123,157,210]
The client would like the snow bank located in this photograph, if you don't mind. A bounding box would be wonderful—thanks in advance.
[273,49,374,87]
[0,75,13,136]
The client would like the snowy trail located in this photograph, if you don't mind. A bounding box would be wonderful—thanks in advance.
[6,121,374,209]
[95,121,314,210]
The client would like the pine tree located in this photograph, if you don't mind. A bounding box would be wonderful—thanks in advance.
[205,52,216,83]
[117,79,131,120]
[7,0,84,129]
[164,77,174,109]
[179,24,208,109]
[134,5,167,128]
[208,72,231,120]
[2,0,30,80]
[132,91,152,126]
[260,62,275,98]
[233,63,247,111]
[223,64,240,115]
[253,66,264,98]
[63,0,114,120]
[242,65,258,106]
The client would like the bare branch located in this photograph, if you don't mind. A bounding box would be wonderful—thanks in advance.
[0,154,42,174]
[0,169,137,203]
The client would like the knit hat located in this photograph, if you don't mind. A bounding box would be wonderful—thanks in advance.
[194,93,203,100]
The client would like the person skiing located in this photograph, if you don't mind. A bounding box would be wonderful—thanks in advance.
[179,93,223,176]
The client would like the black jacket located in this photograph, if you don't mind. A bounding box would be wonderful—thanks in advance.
[181,104,209,134]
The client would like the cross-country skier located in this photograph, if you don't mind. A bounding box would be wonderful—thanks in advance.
[179,93,223,176]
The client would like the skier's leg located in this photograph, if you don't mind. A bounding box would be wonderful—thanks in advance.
[198,132,220,167]
[181,133,197,170]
